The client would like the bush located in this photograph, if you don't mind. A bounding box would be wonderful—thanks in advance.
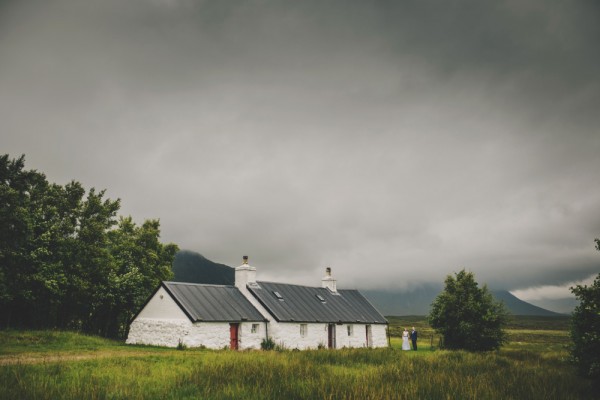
[428,269,508,351]
[260,337,276,350]
[570,255,600,381]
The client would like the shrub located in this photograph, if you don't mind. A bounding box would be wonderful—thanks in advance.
[570,264,600,381]
[260,337,276,350]
[428,269,508,351]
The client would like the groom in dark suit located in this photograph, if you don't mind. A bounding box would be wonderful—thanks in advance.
[410,327,418,351]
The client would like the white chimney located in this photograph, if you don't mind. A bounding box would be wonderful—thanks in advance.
[235,255,256,289]
[321,267,337,292]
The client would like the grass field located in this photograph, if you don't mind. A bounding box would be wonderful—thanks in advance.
[0,316,595,399]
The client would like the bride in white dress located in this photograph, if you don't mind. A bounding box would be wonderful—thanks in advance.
[402,328,411,350]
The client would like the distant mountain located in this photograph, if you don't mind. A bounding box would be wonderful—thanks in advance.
[522,297,577,315]
[171,250,563,316]
[490,290,563,316]
[361,286,441,315]
[361,288,564,316]
[172,250,234,285]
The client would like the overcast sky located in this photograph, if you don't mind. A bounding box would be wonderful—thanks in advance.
[1,0,599,300]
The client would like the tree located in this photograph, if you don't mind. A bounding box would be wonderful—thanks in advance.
[570,240,600,381]
[102,217,178,338]
[428,269,508,351]
[0,154,178,338]
[0,154,52,327]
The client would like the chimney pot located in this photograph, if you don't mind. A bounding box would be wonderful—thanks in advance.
[235,255,256,289]
[322,266,337,292]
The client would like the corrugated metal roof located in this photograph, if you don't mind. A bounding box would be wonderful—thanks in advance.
[248,281,387,324]
[162,282,266,322]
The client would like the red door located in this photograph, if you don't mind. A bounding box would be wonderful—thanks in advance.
[230,323,239,350]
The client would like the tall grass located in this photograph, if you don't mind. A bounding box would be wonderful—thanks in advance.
[0,330,118,355]
[0,345,594,399]
[0,320,594,399]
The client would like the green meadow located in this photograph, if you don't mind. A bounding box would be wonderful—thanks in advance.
[0,316,595,400]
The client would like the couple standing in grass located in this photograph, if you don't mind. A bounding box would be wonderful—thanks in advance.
[402,327,418,351]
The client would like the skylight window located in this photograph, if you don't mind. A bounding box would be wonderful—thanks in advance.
[316,294,326,302]
[273,291,284,300]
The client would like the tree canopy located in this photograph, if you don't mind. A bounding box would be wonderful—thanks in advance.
[428,269,508,351]
[0,154,178,338]
[569,240,600,381]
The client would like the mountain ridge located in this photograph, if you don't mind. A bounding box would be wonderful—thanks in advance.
[171,250,564,316]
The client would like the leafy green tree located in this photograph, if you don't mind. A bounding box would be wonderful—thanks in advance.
[102,217,178,338]
[428,269,508,351]
[0,154,50,327]
[0,154,178,338]
[570,240,600,381]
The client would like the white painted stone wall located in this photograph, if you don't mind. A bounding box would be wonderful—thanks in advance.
[371,324,389,348]
[265,322,388,349]
[135,286,189,320]
[126,318,193,347]
[127,319,268,349]
[330,323,389,349]
[271,323,328,350]
[337,324,365,348]
[238,322,267,350]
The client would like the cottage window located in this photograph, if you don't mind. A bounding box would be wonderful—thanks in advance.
[251,324,259,334]
[300,324,308,337]
[347,325,353,336]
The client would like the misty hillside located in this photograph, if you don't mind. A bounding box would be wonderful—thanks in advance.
[360,286,441,315]
[361,288,563,316]
[172,250,564,316]
[171,250,234,285]
[490,290,563,317]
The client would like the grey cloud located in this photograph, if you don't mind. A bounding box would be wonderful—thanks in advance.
[1,0,599,292]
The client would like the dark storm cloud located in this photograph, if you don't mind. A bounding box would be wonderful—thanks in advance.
[1,0,599,292]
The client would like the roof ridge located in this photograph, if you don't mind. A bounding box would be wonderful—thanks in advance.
[257,280,342,290]
[164,281,235,288]
[162,281,266,322]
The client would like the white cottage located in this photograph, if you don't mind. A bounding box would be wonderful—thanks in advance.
[127,256,388,350]
[125,282,267,349]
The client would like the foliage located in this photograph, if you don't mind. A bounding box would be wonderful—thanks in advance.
[428,269,508,351]
[570,242,600,381]
[260,337,276,350]
[177,339,187,351]
[0,154,178,338]
[0,328,596,399]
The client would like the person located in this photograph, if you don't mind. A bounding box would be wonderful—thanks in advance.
[410,326,418,351]
[402,328,411,350]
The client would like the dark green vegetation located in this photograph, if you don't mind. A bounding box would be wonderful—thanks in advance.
[570,265,600,379]
[172,250,234,285]
[0,155,178,338]
[1,316,595,399]
[429,269,509,351]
